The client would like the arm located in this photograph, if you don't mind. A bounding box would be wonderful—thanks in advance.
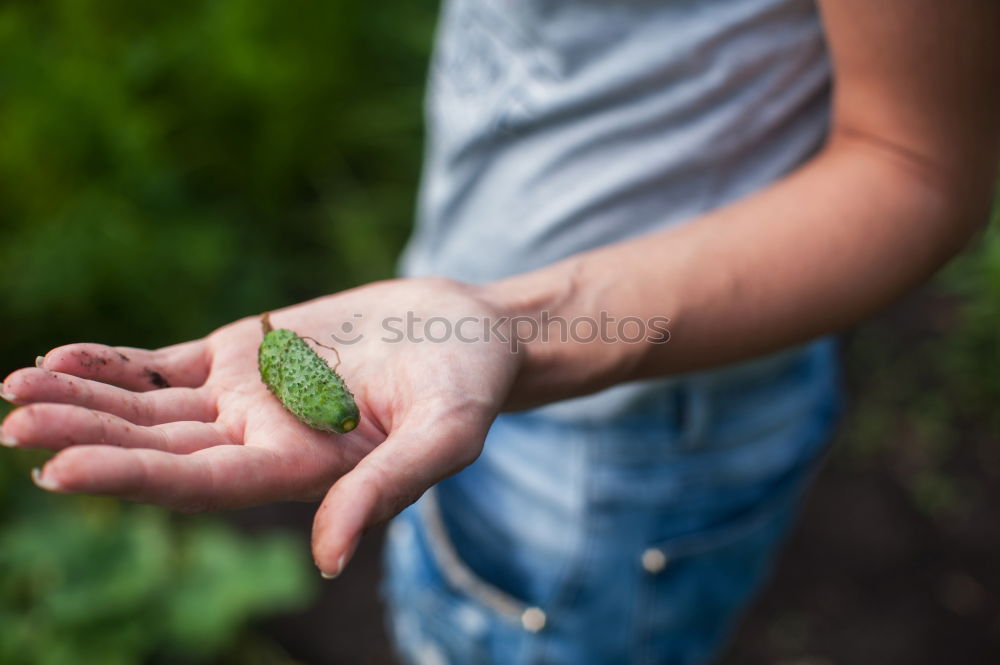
[485,0,1000,410]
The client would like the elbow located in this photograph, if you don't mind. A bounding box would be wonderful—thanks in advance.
[826,123,1000,252]
[827,125,999,256]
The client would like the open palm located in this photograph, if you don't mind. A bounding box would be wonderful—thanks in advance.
[1,278,520,575]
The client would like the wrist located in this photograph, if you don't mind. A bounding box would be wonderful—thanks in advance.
[476,257,649,411]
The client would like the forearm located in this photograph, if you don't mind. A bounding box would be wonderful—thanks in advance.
[481,132,997,411]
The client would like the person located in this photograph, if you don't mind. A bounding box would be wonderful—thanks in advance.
[2,0,998,663]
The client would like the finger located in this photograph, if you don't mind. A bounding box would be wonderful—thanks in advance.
[311,406,489,578]
[31,444,290,513]
[1,368,216,425]
[2,403,231,454]
[37,340,210,391]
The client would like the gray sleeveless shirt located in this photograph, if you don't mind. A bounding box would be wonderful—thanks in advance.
[399,0,834,421]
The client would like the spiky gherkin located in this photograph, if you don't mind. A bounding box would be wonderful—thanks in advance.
[258,313,359,433]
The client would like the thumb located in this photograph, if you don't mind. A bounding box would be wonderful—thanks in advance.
[310,408,489,578]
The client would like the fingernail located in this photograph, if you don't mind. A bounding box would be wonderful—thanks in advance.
[0,431,17,448]
[35,356,45,368]
[0,390,17,403]
[31,467,62,492]
[320,553,347,580]
[320,537,359,579]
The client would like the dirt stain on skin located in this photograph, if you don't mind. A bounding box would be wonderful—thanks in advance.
[144,368,170,389]
[74,350,110,368]
[117,352,130,362]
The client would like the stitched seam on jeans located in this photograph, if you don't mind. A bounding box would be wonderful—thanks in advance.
[533,422,599,665]
[419,487,529,622]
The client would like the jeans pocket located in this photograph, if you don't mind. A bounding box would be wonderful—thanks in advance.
[419,487,552,635]
[384,488,552,665]
[384,505,499,665]
[633,482,805,665]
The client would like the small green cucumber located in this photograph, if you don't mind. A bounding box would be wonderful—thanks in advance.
[258,313,360,433]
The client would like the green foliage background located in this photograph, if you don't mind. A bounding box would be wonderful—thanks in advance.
[0,1,434,663]
[0,0,432,357]
[0,1,998,663]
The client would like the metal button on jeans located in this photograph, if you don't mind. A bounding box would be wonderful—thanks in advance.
[641,548,669,574]
[521,607,547,633]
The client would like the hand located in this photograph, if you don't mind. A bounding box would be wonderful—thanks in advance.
[0,277,520,577]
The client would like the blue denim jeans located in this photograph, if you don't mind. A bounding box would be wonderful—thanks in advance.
[382,337,844,665]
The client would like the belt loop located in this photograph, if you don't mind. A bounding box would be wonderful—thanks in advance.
[679,378,710,450]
